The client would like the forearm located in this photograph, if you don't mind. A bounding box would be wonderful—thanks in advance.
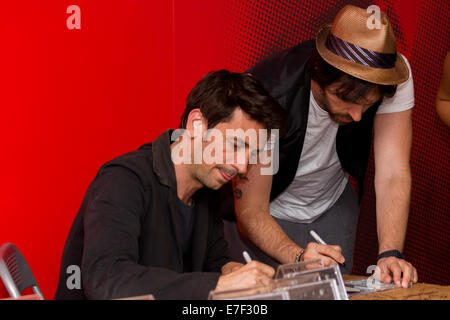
[237,209,301,264]
[375,173,411,254]
[233,165,301,265]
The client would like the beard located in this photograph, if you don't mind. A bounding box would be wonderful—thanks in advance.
[330,113,353,125]
[315,92,353,125]
[194,165,237,190]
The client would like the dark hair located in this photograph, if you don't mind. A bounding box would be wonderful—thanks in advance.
[180,70,285,136]
[307,47,397,104]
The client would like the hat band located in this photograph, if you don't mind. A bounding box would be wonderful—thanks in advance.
[326,33,397,69]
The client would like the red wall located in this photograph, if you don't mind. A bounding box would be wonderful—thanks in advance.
[0,1,176,298]
[0,1,448,299]
[0,0,235,299]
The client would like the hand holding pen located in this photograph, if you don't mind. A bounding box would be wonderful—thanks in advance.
[297,230,346,268]
[215,251,275,292]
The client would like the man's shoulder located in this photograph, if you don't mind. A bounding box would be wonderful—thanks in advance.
[97,143,155,183]
[376,54,415,114]
[249,40,315,71]
[248,40,315,98]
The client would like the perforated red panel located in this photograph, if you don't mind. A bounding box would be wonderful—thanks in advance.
[226,0,450,285]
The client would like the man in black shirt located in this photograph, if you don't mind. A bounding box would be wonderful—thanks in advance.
[54,70,284,299]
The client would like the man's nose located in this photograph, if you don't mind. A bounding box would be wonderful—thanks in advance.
[348,105,364,122]
[233,162,248,177]
[231,151,250,177]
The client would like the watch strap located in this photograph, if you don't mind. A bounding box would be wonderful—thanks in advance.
[377,249,405,263]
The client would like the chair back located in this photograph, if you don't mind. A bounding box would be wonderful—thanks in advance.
[0,242,44,299]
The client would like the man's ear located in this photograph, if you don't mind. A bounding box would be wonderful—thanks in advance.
[186,109,207,138]
[193,120,202,129]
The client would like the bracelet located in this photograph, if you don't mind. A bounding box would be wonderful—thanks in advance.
[295,249,305,263]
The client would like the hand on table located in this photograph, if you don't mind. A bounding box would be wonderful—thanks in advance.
[377,256,418,288]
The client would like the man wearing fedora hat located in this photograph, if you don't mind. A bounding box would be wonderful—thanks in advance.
[222,5,418,288]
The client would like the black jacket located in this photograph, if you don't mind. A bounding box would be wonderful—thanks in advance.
[55,130,231,300]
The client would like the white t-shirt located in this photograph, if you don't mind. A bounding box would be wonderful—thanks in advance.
[270,55,414,223]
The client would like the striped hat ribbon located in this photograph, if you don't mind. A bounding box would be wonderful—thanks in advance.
[326,33,396,69]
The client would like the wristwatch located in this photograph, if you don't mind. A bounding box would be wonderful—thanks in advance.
[376,250,405,263]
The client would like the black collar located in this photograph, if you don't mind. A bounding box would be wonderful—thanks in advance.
[151,129,178,189]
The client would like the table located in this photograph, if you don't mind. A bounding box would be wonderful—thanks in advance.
[343,275,450,300]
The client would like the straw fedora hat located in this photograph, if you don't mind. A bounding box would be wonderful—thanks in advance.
[316,5,409,85]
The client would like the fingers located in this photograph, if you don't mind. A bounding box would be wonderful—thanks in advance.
[378,257,419,288]
[229,261,275,287]
[304,260,323,270]
[399,260,418,288]
[243,260,275,278]
[379,263,392,283]
[319,256,337,267]
[244,262,275,286]
[400,262,412,288]
[258,273,273,286]
[318,244,345,264]
[221,261,244,275]
[303,242,345,265]
[390,261,403,287]
[215,261,275,292]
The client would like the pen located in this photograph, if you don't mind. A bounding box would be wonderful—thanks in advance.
[309,230,326,245]
[242,250,252,264]
[309,230,346,268]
